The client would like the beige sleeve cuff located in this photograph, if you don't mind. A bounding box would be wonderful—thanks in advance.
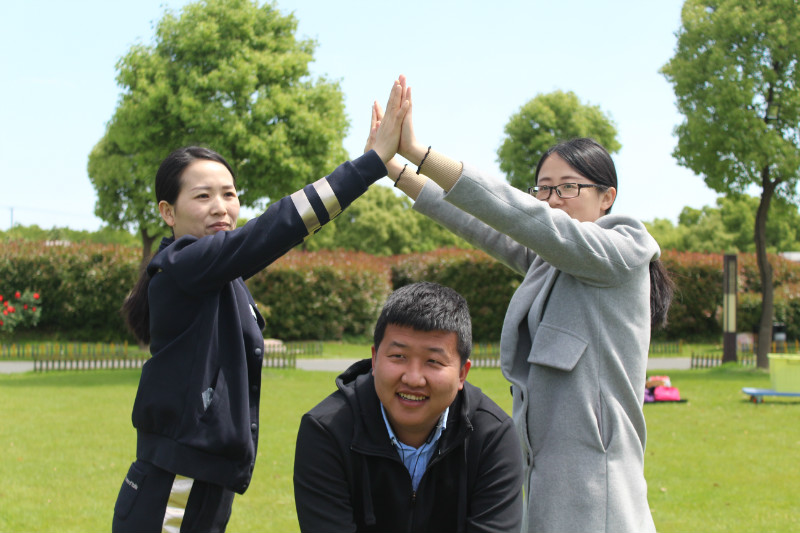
[395,169,426,201]
[417,149,462,192]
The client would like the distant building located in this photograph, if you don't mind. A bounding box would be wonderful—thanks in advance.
[780,252,800,262]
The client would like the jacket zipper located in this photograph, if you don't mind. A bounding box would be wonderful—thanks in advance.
[408,490,416,533]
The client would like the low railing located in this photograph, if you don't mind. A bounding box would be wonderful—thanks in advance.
[1,340,325,372]
[470,343,501,368]
[649,341,683,355]
[690,352,756,369]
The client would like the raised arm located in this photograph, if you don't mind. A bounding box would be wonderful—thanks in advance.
[372,76,659,285]
[363,77,533,276]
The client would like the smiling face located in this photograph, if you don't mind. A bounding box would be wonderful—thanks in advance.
[372,324,470,448]
[536,152,616,223]
[158,159,240,239]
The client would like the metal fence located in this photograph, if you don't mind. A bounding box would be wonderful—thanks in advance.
[691,339,798,369]
[690,352,757,369]
[1,340,326,372]
[261,341,323,369]
[649,341,683,355]
[1,341,130,360]
[469,343,502,368]
[34,356,148,372]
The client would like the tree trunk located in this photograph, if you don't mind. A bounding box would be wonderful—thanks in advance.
[754,167,776,369]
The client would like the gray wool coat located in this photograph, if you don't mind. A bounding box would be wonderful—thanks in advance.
[413,163,659,533]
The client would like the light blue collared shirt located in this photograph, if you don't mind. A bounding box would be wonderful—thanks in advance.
[380,404,449,491]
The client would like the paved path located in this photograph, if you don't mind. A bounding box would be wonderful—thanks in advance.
[296,358,362,372]
[0,361,34,374]
[647,357,691,371]
[0,357,691,374]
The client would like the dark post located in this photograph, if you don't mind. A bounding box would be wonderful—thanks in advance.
[722,254,738,363]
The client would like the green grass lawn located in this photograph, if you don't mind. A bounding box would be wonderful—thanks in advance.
[0,365,797,532]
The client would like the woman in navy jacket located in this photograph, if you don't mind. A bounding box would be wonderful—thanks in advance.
[112,81,409,532]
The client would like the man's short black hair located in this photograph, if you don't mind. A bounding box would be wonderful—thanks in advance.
[373,282,472,365]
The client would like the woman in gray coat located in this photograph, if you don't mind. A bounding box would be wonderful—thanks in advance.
[367,76,673,533]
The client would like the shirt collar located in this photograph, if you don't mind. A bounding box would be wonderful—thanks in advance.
[380,403,448,450]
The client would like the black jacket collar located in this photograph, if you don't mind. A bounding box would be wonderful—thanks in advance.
[335,359,474,457]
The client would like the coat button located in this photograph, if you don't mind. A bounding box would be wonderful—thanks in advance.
[251,423,258,432]
[254,348,262,357]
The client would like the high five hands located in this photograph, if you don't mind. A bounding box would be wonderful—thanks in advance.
[370,78,411,164]
[365,75,429,176]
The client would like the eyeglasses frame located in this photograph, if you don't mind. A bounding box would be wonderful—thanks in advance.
[527,183,608,200]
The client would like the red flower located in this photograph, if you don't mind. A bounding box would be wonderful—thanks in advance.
[3,310,7,316]
[32,307,37,312]
[33,293,40,300]
[14,291,20,299]
[0,295,3,301]
[23,304,28,310]
[8,307,15,313]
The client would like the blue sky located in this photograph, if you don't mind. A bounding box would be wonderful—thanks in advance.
[0,0,721,231]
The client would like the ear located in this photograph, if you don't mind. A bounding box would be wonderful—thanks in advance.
[457,359,471,390]
[371,345,377,374]
[158,200,176,228]
[600,187,617,213]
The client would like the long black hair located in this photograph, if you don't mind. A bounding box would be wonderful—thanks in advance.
[535,138,674,329]
[122,146,236,344]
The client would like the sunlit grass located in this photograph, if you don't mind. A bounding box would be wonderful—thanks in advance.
[0,365,797,532]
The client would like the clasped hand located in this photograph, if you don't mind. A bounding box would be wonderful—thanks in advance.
[365,75,428,177]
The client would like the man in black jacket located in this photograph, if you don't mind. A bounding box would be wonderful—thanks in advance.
[293,282,523,533]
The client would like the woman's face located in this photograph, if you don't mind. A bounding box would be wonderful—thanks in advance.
[536,153,616,222]
[158,159,240,239]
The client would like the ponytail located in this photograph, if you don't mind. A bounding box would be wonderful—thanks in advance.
[122,267,151,345]
[649,259,674,330]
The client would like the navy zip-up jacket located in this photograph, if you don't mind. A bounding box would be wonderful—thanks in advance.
[131,152,386,494]
[294,359,524,532]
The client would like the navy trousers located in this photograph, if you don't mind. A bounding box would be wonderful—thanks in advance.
[112,460,235,533]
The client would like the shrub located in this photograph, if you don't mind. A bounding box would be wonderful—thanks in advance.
[0,290,42,334]
[3,238,800,344]
[0,241,139,341]
[661,250,800,341]
[391,249,520,342]
[246,250,392,341]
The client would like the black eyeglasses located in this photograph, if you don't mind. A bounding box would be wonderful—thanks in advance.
[527,183,607,200]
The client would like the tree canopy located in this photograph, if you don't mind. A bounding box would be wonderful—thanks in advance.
[661,0,800,366]
[88,0,348,261]
[496,90,621,190]
[647,194,800,253]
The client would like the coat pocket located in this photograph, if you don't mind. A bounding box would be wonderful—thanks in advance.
[114,462,147,519]
[527,323,588,371]
[185,369,241,456]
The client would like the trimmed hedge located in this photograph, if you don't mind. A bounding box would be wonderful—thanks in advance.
[391,249,519,342]
[660,250,800,341]
[0,241,139,341]
[246,250,392,340]
[3,240,800,343]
